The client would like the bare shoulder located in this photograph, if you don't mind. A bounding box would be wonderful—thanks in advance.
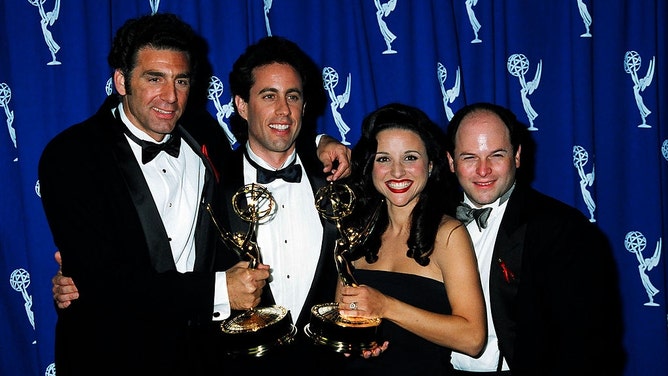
[432,215,476,268]
[433,215,471,249]
[438,215,467,236]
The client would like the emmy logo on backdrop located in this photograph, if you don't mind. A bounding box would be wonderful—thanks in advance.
[323,67,352,145]
[577,0,592,37]
[572,145,596,222]
[304,182,382,353]
[437,62,461,121]
[264,0,273,36]
[0,83,17,162]
[207,76,239,150]
[10,268,36,344]
[507,53,542,131]
[624,51,655,128]
[150,0,160,15]
[465,0,482,43]
[29,0,61,65]
[206,183,297,357]
[105,77,114,96]
[624,231,662,307]
[374,0,398,54]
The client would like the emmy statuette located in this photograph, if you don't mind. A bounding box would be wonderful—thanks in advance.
[304,182,382,353]
[206,183,297,357]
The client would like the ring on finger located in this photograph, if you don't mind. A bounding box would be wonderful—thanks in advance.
[349,301,357,310]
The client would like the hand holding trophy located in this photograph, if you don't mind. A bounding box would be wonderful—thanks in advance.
[207,183,297,357]
[304,181,382,353]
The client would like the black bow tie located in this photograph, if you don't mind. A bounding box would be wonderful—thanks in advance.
[244,149,302,184]
[456,203,492,231]
[123,127,181,164]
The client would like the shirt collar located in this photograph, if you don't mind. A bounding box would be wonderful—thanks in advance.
[245,141,298,170]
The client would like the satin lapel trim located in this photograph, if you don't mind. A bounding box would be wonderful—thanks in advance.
[179,125,216,272]
[489,187,525,364]
[295,154,334,325]
[222,148,247,235]
[491,188,526,292]
[111,116,176,273]
[223,148,277,305]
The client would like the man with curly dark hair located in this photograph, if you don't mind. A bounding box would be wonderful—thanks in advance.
[41,13,350,375]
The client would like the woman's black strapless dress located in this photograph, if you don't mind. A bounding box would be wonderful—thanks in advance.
[341,269,454,375]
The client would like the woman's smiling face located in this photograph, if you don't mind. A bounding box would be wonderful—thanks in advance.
[372,128,431,208]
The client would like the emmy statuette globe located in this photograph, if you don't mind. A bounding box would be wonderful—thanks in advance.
[304,182,382,353]
[207,183,297,357]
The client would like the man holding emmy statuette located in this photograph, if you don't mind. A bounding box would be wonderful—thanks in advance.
[44,15,352,375]
[331,103,486,374]
[200,36,352,374]
[205,182,300,358]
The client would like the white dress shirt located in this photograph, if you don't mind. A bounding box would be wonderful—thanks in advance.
[450,194,511,372]
[213,144,323,320]
[117,104,203,272]
[118,105,229,315]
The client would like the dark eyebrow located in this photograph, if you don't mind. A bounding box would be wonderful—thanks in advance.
[256,87,303,97]
[491,148,510,154]
[143,71,191,79]
[144,70,165,77]
[258,87,278,95]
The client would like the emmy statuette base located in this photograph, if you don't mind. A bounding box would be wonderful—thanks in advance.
[304,302,381,353]
[220,305,297,358]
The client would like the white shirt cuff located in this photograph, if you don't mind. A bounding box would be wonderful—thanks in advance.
[212,271,231,321]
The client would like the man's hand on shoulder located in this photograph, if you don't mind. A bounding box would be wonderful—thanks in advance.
[317,134,351,181]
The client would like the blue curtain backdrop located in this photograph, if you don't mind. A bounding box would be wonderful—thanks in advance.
[1,1,666,374]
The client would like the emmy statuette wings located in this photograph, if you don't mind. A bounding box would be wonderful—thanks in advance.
[206,183,297,357]
[304,182,383,354]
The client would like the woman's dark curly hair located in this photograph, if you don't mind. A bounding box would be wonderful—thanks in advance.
[346,103,451,266]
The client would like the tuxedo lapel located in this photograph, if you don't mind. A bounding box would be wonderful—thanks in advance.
[107,109,176,273]
[220,148,247,235]
[179,125,218,272]
[217,147,278,306]
[490,184,528,368]
[293,149,338,327]
[493,191,526,286]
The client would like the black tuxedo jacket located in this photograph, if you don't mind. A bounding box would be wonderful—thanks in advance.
[486,184,625,375]
[39,96,221,375]
[205,141,343,373]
